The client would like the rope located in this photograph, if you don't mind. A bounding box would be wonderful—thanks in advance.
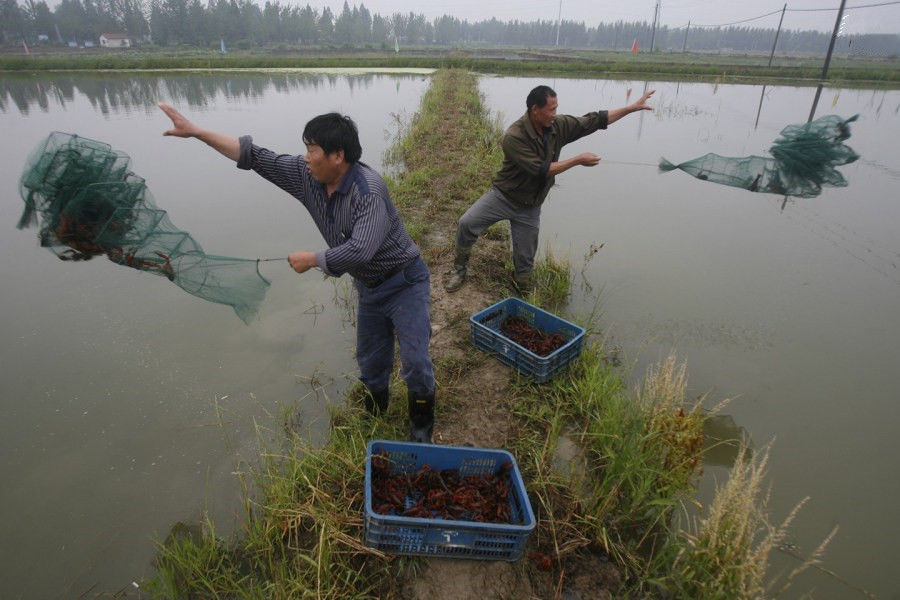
[602,160,659,167]
[257,257,289,263]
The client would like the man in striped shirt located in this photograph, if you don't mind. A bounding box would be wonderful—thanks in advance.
[158,104,436,443]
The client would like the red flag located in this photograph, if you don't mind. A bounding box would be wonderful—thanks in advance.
[631,38,638,55]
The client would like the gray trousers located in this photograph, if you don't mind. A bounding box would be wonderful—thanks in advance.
[455,186,542,276]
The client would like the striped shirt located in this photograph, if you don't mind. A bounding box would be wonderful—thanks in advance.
[237,136,419,287]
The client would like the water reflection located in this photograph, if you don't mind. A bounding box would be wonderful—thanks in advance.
[0,72,421,115]
[702,414,751,468]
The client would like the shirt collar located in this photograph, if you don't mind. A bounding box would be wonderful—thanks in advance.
[522,112,552,141]
[334,162,359,196]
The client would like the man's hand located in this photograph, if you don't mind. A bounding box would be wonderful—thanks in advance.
[576,152,601,167]
[607,90,655,125]
[158,103,240,161]
[288,251,318,274]
[159,103,198,138]
[631,89,655,112]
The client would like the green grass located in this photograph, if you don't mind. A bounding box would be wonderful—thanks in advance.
[385,69,504,252]
[4,47,899,86]
[510,344,705,571]
[526,245,572,312]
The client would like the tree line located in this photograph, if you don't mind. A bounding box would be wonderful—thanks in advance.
[2,0,898,56]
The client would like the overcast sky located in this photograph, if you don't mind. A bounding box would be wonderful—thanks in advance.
[315,0,900,35]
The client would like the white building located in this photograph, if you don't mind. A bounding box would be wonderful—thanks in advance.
[99,33,131,48]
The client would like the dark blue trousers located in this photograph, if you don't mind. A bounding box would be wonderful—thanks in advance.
[355,256,434,397]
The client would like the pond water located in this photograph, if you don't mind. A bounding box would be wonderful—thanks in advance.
[1,71,897,599]
[478,75,900,600]
[0,71,430,598]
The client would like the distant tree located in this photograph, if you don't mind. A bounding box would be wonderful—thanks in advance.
[120,0,148,38]
[1,0,26,42]
[185,0,205,45]
[262,0,280,43]
[148,0,167,43]
[371,12,388,44]
[24,0,55,38]
[162,0,188,44]
[318,5,332,42]
[354,3,371,43]
[55,0,89,41]
[389,11,404,43]
[405,11,427,44]
[238,0,263,45]
[296,3,316,43]
[333,0,350,43]
[433,15,459,45]
[17,0,896,59]
[221,0,243,43]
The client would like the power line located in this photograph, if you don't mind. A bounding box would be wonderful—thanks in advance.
[788,0,900,10]
[687,1,900,28]
[692,10,783,28]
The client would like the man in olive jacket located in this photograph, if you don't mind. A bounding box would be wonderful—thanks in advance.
[444,84,655,293]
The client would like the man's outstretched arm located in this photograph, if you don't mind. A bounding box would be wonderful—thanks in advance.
[548,152,601,177]
[606,89,655,125]
[159,103,240,161]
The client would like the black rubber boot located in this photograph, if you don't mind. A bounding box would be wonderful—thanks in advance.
[408,391,435,444]
[364,387,389,416]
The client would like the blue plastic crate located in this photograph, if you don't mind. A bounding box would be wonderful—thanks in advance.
[364,440,535,561]
[470,297,585,383]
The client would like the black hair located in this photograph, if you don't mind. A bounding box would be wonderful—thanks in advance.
[526,85,557,112]
[302,113,362,164]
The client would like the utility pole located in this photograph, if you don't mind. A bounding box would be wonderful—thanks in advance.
[682,20,690,53]
[809,0,848,122]
[768,4,787,67]
[649,0,660,53]
[555,0,562,47]
[819,0,847,80]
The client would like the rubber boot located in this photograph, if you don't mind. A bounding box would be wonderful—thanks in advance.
[512,271,533,296]
[444,246,471,293]
[364,387,389,417]
[408,391,435,444]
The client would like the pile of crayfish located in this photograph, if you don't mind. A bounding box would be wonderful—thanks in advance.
[500,316,567,356]
[370,452,515,523]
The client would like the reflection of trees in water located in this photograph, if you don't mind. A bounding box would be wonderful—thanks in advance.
[0,73,408,115]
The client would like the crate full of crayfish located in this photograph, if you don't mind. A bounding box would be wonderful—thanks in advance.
[470,297,585,383]
[364,440,536,561]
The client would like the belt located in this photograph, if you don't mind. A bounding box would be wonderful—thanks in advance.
[363,256,418,288]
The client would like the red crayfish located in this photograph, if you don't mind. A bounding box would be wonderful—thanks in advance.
[500,316,567,356]
[370,452,515,524]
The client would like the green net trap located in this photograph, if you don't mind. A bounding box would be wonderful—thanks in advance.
[17,132,270,324]
[659,114,860,198]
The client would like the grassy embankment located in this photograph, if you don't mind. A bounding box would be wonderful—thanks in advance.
[2,46,900,86]
[146,69,823,599]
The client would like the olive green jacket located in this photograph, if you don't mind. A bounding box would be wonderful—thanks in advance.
[492,110,609,207]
